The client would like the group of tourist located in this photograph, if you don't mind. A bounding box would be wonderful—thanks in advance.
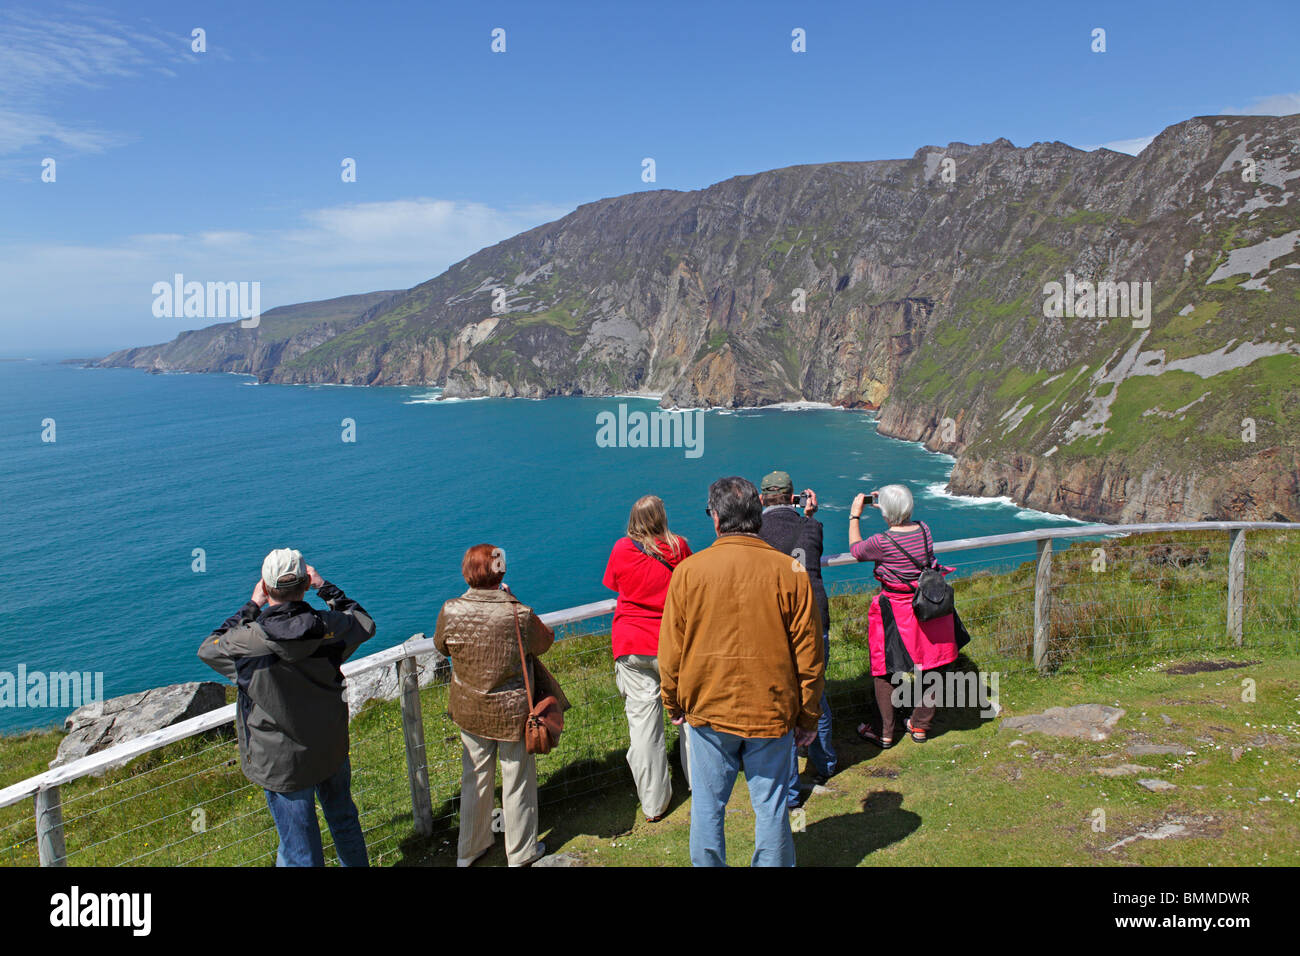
[198,472,960,868]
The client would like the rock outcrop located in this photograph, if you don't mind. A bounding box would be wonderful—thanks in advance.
[345,635,450,719]
[51,682,228,771]
[1000,704,1126,741]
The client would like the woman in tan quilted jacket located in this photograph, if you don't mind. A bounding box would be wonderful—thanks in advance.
[433,543,554,867]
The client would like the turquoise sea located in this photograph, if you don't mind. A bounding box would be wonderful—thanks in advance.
[0,360,1084,732]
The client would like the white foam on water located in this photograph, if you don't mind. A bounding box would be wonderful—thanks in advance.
[409,394,489,404]
[924,482,1016,508]
[1013,508,1085,523]
[923,481,1084,523]
[766,400,837,411]
[890,436,929,450]
[708,400,842,414]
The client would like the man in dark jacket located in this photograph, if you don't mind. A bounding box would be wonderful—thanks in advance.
[199,548,375,867]
[758,470,838,803]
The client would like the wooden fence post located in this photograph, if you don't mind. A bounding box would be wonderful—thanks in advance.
[398,657,434,837]
[1228,528,1246,647]
[35,786,67,867]
[1034,537,1052,673]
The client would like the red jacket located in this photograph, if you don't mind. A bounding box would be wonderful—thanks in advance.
[602,536,692,658]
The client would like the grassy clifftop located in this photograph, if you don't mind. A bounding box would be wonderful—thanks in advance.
[1,530,1296,866]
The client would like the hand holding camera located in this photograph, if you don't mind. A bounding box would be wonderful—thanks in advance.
[850,491,880,520]
[800,487,818,516]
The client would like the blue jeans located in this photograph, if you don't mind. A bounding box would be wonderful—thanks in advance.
[686,723,795,867]
[263,758,369,867]
[787,632,837,807]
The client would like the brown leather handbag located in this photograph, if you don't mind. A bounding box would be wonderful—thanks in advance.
[513,606,565,754]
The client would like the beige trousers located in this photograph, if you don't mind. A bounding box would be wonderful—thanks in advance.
[457,729,539,866]
[615,654,684,819]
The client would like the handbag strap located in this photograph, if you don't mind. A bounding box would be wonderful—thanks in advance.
[512,605,536,712]
[633,538,677,574]
[880,525,938,595]
[883,524,936,567]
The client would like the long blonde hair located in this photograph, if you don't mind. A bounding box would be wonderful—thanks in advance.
[627,495,685,560]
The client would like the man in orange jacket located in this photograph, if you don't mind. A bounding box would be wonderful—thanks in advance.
[660,476,825,866]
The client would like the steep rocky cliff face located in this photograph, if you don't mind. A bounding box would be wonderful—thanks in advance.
[97,114,1300,522]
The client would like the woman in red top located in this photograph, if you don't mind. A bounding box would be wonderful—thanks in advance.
[602,495,692,821]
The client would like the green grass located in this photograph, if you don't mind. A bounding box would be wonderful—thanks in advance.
[1080,355,1300,460]
[578,651,1300,867]
[994,367,1049,402]
[1,530,1296,866]
[693,329,731,362]
[511,300,586,334]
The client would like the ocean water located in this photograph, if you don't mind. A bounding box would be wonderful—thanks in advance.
[0,361,1083,733]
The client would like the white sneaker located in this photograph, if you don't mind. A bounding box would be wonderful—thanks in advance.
[457,846,489,868]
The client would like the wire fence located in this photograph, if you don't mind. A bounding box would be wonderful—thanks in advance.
[1,523,1297,867]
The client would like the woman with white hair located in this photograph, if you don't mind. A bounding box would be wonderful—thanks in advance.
[848,484,958,746]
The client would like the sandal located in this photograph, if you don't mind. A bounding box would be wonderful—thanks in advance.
[905,718,927,743]
[856,722,894,749]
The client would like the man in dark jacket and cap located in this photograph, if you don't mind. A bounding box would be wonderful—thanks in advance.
[758,470,838,804]
[199,548,375,866]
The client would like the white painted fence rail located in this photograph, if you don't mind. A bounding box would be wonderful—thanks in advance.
[4,519,1297,864]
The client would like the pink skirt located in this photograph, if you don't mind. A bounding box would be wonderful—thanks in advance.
[867,588,959,677]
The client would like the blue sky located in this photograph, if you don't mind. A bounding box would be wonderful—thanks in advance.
[2,0,1298,354]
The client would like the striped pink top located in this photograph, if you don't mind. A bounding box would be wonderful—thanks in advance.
[850,521,951,591]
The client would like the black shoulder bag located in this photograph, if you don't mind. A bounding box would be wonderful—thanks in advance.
[882,525,955,622]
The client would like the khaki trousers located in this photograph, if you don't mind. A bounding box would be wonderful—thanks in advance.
[615,654,682,819]
[457,729,539,866]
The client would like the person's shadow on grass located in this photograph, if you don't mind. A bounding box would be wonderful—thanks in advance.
[924,653,1002,741]
[797,790,920,865]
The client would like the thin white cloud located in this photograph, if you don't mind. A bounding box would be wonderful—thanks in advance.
[1090,135,1156,156]
[0,4,193,156]
[1219,91,1300,116]
[0,198,575,352]
[196,231,257,246]
[1078,90,1300,157]
[0,7,189,97]
[0,106,126,153]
